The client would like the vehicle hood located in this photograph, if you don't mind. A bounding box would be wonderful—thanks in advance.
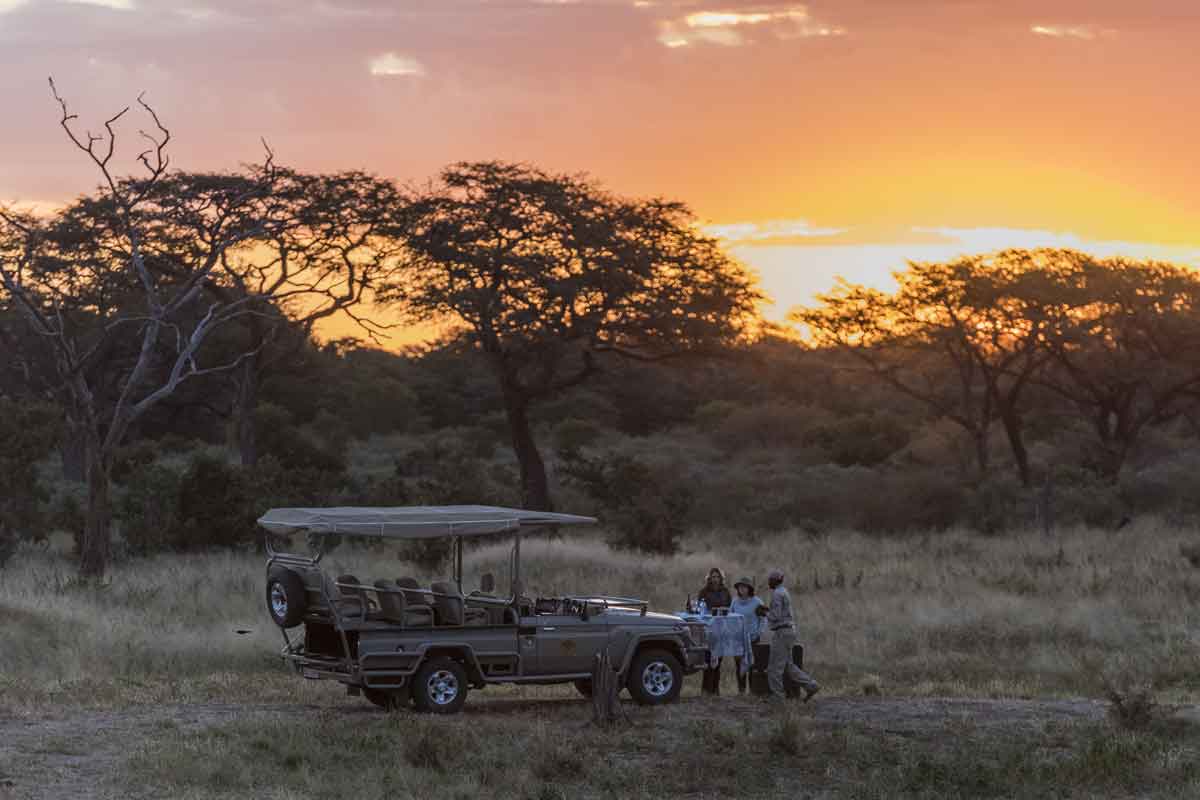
[607,610,686,626]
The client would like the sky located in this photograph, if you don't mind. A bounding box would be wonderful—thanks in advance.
[2,0,1199,344]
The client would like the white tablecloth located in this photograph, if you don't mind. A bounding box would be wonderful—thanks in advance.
[677,612,755,673]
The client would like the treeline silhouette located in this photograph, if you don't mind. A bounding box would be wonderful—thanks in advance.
[3,93,1199,575]
[6,245,1200,568]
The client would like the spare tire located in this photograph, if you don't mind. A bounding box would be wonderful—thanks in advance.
[266,567,306,628]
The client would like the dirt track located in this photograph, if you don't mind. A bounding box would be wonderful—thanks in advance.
[0,696,1111,800]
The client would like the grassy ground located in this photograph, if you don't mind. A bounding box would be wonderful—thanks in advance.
[113,699,1200,799]
[3,520,1198,710]
[2,521,1199,797]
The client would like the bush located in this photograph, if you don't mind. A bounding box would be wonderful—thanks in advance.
[253,403,346,474]
[804,412,910,467]
[0,399,59,566]
[119,463,184,555]
[176,453,254,549]
[709,402,829,453]
[559,448,690,555]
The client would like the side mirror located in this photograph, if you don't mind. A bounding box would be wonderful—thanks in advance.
[480,572,495,593]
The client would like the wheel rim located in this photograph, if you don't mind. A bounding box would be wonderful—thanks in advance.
[270,583,288,617]
[642,661,674,697]
[427,669,459,705]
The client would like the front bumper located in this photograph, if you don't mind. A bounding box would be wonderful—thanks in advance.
[683,645,709,673]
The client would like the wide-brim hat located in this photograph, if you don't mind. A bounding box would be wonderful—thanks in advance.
[733,576,754,592]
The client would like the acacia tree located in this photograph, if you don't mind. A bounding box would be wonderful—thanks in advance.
[795,250,1071,486]
[1038,256,1200,478]
[109,168,406,465]
[0,83,298,577]
[390,161,761,510]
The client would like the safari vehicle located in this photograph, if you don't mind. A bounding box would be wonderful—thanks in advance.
[260,506,709,714]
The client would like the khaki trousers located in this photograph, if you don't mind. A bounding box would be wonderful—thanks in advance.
[768,627,817,698]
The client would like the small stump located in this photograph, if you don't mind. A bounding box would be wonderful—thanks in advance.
[591,650,627,727]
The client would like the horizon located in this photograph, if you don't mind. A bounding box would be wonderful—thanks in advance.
[3,0,1198,347]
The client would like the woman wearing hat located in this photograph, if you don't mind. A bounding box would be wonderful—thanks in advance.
[730,576,765,695]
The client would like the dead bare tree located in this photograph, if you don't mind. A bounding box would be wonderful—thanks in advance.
[0,81,294,577]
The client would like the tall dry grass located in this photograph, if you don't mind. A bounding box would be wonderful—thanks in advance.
[2,518,1198,712]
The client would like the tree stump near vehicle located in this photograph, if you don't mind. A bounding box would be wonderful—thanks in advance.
[591,650,626,727]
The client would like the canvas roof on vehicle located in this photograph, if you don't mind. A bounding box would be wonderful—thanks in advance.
[257,505,598,539]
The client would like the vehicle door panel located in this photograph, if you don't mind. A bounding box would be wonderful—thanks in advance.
[532,612,610,675]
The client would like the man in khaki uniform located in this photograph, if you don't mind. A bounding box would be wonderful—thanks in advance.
[763,568,819,701]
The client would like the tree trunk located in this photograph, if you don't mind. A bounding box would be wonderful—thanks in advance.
[234,353,259,467]
[61,420,86,483]
[972,426,990,480]
[501,383,552,511]
[79,434,112,579]
[998,405,1031,488]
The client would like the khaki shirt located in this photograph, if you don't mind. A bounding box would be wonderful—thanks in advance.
[767,585,794,629]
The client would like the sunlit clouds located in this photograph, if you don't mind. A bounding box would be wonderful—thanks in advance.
[657,4,845,47]
[368,52,424,77]
[1031,24,1115,40]
[705,219,847,245]
[0,0,133,11]
[1,0,1198,348]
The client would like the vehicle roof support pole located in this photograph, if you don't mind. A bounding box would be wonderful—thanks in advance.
[513,533,521,592]
[455,534,463,592]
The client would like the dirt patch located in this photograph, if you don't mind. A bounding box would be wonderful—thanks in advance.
[0,696,1109,800]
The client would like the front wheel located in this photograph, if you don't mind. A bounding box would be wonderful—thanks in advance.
[411,658,469,714]
[627,649,683,706]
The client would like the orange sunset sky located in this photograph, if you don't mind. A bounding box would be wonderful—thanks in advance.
[2,0,1199,346]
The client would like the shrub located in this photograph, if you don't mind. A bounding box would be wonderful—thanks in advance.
[118,463,184,555]
[1106,684,1158,731]
[559,448,690,555]
[804,412,910,467]
[176,453,254,549]
[253,403,346,474]
[710,402,829,453]
[551,418,603,453]
[0,399,59,566]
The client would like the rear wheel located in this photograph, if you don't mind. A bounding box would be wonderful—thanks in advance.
[266,567,306,628]
[627,649,682,706]
[411,658,469,714]
[363,687,410,711]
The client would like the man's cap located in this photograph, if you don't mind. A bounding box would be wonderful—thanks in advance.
[768,568,785,582]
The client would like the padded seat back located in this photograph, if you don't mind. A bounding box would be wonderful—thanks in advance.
[374,579,405,620]
[396,577,428,606]
[430,581,464,626]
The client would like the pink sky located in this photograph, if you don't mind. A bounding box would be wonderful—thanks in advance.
[3,0,1199,342]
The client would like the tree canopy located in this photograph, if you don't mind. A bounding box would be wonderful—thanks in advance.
[389,161,762,508]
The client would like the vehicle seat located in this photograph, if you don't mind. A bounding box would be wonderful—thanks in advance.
[395,577,436,622]
[430,581,488,626]
[328,573,371,620]
[374,579,435,627]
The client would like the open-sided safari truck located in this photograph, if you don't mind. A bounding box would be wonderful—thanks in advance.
[260,506,709,713]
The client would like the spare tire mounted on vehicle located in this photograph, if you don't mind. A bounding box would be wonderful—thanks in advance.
[267,567,306,628]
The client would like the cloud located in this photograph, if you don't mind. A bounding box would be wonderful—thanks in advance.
[368,52,424,77]
[1030,24,1115,40]
[0,0,133,11]
[657,4,846,48]
[706,220,958,247]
